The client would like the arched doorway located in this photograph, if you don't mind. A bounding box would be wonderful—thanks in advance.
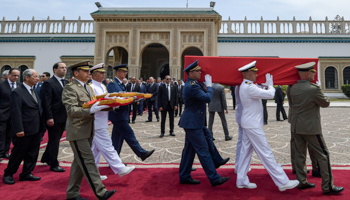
[181,47,203,79]
[141,43,169,80]
[343,66,350,85]
[18,65,28,83]
[325,66,338,89]
[107,65,113,79]
[106,46,128,79]
[1,65,11,74]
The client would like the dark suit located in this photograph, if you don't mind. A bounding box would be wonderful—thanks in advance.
[262,99,268,124]
[146,83,159,121]
[126,82,141,122]
[4,84,45,178]
[40,76,69,167]
[138,83,146,115]
[230,86,236,110]
[107,77,147,157]
[0,80,20,157]
[175,84,183,117]
[275,85,287,120]
[158,83,178,134]
[35,82,43,98]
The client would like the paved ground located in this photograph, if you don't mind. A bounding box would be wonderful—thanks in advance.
[46,101,350,168]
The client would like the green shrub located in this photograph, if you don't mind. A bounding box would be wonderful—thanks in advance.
[341,84,350,98]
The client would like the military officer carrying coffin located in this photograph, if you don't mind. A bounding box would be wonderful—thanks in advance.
[288,62,344,194]
[236,61,299,191]
[179,60,230,187]
[62,61,116,200]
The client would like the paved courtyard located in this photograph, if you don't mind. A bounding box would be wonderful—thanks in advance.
[48,103,350,168]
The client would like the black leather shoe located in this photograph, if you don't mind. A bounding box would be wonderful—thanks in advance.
[225,136,233,141]
[159,134,164,138]
[277,119,284,121]
[19,174,41,181]
[3,175,14,184]
[293,169,310,174]
[157,118,160,122]
[215,157,230,169]
[145,120,152,122]
[323,186,344,195]
[132,121,135,124]
[312,170,321,177]
[67,195,88,200]
[212,137,216,141]
[141,149,155,161]
[211,177,230,187]
[2,153,10,159]
[170,132,176,136]
[180,178,200,185]
[191,168,196,171]
[100,189,117,200]
[297,182,315,189]
[50,166,66,172]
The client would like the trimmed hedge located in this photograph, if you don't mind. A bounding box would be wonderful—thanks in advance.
[341,84,350,98]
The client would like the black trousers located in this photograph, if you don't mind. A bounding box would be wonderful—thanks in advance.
[175,100,183,116]
[0,119,12,157]
[232,95,236,110]
[129,102,138,122]
[161,103,174,134]
[5,132,41,177]
[41,122,66,167]
[262,100,268,124]
[276,103,288,120]
[147,100,159,121]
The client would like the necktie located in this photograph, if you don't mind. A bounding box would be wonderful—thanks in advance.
[84,84,90,96]
[131,84,134,92]
[31,88,38,103]
[61,79,65,87]
[11,82,15,90]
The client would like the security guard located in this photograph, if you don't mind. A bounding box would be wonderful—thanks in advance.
[288,62,344,194]
[107,64,155,161]
[179,60,230,187]
[62,61,116,200]
[89,63,135,180]
[236,61,299,191]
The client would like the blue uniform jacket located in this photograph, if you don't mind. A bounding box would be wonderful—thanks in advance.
[179,78,214,129]
[107,77,129,121]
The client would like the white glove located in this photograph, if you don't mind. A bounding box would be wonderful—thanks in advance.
[104,93,117,99]
[204,74,212,87]
[262,73,273,87]
[316,81,321,86]
[90,102,109,114]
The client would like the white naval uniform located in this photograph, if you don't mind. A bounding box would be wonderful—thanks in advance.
[234,85,244,172]
[236,79,289,187]
[90,79,125,174]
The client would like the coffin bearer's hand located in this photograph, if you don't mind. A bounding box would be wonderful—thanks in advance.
[204,74,212,87]
[90,102,109,114]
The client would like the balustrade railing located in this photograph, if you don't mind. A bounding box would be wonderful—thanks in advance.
[0,17,95,34]
[1,16,349,35]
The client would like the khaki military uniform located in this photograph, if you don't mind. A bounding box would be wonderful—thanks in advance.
[62,79,107,199]
[288,80,334,192]
[287,87,319,172]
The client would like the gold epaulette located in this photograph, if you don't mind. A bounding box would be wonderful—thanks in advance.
[245,81,251,85]
[67,82,73,86]
[190,81,195,85]
[311,83,319,88]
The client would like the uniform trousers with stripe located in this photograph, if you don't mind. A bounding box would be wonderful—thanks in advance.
[91,128,125,174]
[67,137,107,199]
[237,128,289,187]
[294,133,334,192]
[234,124,244,172]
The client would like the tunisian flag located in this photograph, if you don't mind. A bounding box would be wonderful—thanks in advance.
[184,56,319,86]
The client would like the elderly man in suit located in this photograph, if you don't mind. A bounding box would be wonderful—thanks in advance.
[0,68,20,160]
[126,77,141,124]
[107,64,155,161]
[158,75,178,137]
[179,60,230,187]
[40,62,68,172]
[288,62,343,194]
[145,77,159,122]
[275,85,287,121]
[62,61,116,200]
[208,83,232,141]
[3,69,46,184]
